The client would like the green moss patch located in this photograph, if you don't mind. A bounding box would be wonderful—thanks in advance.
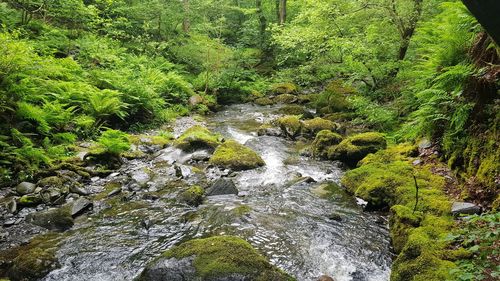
[276,115,302,139]
[311,130,343,159]
[174,125,222,152]
[180,185,205,207]
[302,118,339,137]
[328,132,386,166]
[254,97,274,106]
[209,140,265,171]
[163,236,294,280]
[274,94,298,104]
[271,82,298,95]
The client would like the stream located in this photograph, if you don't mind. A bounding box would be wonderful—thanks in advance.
[41,104,392,281]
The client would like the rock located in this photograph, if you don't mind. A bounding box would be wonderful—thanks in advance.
[311,130,343,159]
[40,188,65,205]
[7,198,17,214]
[451,202,481,216]
[328,214,342,222]
[412,159,422,166]
[26,208,74,231]
[318,275,335,281]
[278,104,310,116]
[209,140,265,171]
[418,138,432,149]
[107,187,122,197]
[189,94,204,106]
[137,236,293,281]
[271,82,298,95]
[16,182,36,195]
[207,179,238,196]
[3,218,17,227]
[180,186,205,206]
[327,132,387,166]
[76,151,88,161]
[18,194,42,207]
[174,125,222,152]
[69,184,90,196]
[71,198,93,217]
[257,124,282,137]
[274,93,298,104]
[189,149,212,162]
[276,115,302,139]
[174,164,193,179]
[254,97,274,106]
[302,118,339,137]
[131,169,151,188]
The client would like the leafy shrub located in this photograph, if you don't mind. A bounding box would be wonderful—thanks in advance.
[97,129,130,155]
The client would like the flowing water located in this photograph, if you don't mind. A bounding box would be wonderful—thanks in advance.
[41,104,392,281]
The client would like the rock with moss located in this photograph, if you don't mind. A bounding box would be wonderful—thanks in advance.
[174,125,222,152]
[302,118,340,137]
[257,124,282,137]
[0,234,61,281]
[180,185,205,207]
[311,130,343,159]
[15,182,36,195]
[315,80,355,115]
[271,82,298,95]
[254,97,274,106]
[278,105,313,118]
[18,194,42,207]
[209,140,265,171]
[389,205,423,254]
[297,94,319,104]
[327,132,387,166]
[276,116,303,139]
[274,94,298,104]
[137,236,295,281]
[26,207,74,231]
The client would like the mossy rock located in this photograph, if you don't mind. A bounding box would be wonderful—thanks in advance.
[37,176,64,188]
[327,132,387,166]
[138,236,295,281]
[174,125,222,152]
[297,94,319,104]
[209,140,265,171]
[389,205,423,254]
[26,207,74,231]
[311,130,343,159]
[254,97,274,106]
[274,94,298,104]
[0,233,61,281]
[271,82,298,95]
[180,185,205,207]
[276,116,302,139]
[302,118,340,137]
[18,194,42,207]
[278,105,309,116]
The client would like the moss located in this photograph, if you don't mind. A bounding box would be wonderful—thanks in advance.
[328,132,386,166]
[18,194,42,206]
[209,140,265,171]
[297,93,319,104]
[276,115,302,139]
[303,118,339,137]
[122,150,147,159]
[274,94,298,104]
[128,134,172,147]
[278,105,309,116]
[0,233,62,281]
[162,236,294,280]
[37,176,64,188]
[180,185,205,207]
[389,205,423,253]
[359,143,417,166]
[311,130,343,159]
[174,125,222,152]
[233,205,252,216]
[254,97,274,106]
[271,82,298,95]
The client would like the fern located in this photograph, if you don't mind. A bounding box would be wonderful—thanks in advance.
[97,129,130,155]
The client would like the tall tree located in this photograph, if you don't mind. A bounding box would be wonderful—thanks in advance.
[278,0,286,25]
[182,0,190,33]
[256,0,267,47]
[387,0,423,61]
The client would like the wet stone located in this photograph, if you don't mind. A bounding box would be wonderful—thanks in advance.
[71,198,93,218]
[451,202,481,216]
[207,178,238,196]
[16,182,36,195]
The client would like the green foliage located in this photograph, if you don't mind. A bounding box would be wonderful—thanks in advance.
[97,129,130,155]
[449,212,500,281]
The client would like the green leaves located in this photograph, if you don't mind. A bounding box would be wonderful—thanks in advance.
[97,129,130,155]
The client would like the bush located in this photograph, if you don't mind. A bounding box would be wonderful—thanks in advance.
[97,129,130,155]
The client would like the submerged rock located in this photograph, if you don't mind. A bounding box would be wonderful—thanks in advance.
[137,236,294,281]
[26,208,74,231]
[16,182,36,195]
[207,178,238,196]
[209,140,265,171]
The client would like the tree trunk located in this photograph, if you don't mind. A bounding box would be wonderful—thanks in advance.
[279,0,287,25]
[182,0,190,33]
[397,0,422,61]
[256,0,267,48]
[462,0,500,46]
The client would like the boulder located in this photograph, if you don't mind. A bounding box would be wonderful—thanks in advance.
[69,184,90,196]
[451,202,481,216]
[311,130,343,159]
[328,132,387,166]
[71,198,93,217]
[16,182,36,195]
[302,118,339,137]
[18,194,42,207]
[257,124,282,137]
[180,186,205,206]
[40,188,65,205]
[209,140,265,171]
[137,236,294,281]
[174,125,222,152]
[206,179,238,196]
[271,82,298,95]
[318,275,335,281]
[274,94,298,104]
[26,208,74,231]
[254,97,274,106]
[276,116,303,139]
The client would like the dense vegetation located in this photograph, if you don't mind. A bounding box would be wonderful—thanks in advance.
[0,0,498,280]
